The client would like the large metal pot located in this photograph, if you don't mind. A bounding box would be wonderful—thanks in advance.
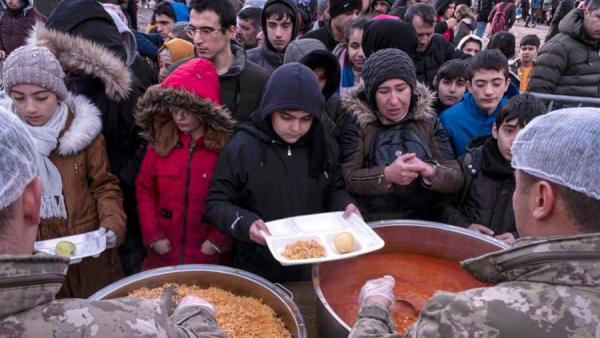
[313,220,510,338]
[89,264,307,338]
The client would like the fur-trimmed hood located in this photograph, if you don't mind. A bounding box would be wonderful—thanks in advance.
[342,81,435,129]
[26,22,131,102]
[0,92,102,156]
[136,85,236,157]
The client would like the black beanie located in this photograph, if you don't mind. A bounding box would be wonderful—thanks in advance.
[434,0,451,15]
[329,0,363,18]
[362,19,418,58]
[362,48,417,108]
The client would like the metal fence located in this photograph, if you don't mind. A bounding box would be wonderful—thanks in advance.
[530,92,600,112]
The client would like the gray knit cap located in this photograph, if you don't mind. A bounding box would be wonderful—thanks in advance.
[283,38,327,64]
[511,108,600,200]
[362,48,417,108]
[3,45,68,101]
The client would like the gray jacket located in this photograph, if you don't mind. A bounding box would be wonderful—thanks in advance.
[0,254,226,338]
[350,233,600,337]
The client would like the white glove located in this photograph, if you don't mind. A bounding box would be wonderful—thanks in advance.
[99,227,118,249]
[358,275,396,308]
[176,295,216,315]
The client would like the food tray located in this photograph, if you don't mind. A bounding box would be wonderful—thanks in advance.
[264,212,385,266]
[34,229,107,264]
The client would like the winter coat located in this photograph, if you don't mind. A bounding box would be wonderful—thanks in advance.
[205,64,355,283]
[247,0,299,74]
[0,0,46,55]
[350,233,600,338]
[438,137,517,237]
[0,255,226,338]
[435,16,454,43]
[302,21,339,51]
[414,34,466,87]
[439,92,508,157]
[476,0,494,21]
[0,94,127,299]
[545,0,574,41]
[136,84,235,270]
[339,83,463,221]
[454,17,476,44]
[528,9,600,98]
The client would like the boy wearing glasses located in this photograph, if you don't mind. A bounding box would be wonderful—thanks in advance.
[247,0,299,75]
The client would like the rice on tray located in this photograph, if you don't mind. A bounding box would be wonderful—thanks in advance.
[130,284,292,338]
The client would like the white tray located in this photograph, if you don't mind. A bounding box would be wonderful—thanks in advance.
[264,212,385,266]
[34,229,107,264]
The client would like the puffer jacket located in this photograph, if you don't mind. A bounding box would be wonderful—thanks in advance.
[437,137,517,237]
[0,255,226,337]
[0,0,46,55]
[350,233,600,338]
[528,9,600,98]
[135,65,235,270]
[205,63,355,283]
[413,34,466,87]
[339,83,463,221]
[0,94,127,299]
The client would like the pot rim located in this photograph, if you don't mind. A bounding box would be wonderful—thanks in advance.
[88,264,308,338]
[311,220,510,331]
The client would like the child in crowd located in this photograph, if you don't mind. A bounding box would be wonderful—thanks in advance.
[433,59,470,114]
[0,0,46,60]
[2,45,126,298]
[136,58,235,270]
[157,38,194,82]
[438,93,546,245]
[453,4,476,44]
[457,34,483,56]
[440,49,510,157]
[434,0,457,42]
[509,34,540,92]
[335,17,368,97]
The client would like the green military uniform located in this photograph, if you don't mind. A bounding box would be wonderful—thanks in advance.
[0,254,226,338]
[350,233,600,338]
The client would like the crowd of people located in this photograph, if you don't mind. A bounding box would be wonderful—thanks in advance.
[0,0,599,336]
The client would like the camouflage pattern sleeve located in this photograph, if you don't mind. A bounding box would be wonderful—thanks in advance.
[348,304,401,338]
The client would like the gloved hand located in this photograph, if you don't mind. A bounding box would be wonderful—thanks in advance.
[176,295,216,315]
[358,275,396,311]
[99,227,118,249]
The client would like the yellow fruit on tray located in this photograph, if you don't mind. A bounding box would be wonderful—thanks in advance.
[334,232,355,254]
[55,241,76,257]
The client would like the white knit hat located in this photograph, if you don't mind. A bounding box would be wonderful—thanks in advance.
[511,108,600,200]
[3,45,69,101]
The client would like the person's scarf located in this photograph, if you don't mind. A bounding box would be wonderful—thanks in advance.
[12,102,69,219]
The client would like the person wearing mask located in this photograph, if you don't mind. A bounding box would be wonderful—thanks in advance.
[1,45,126,298]
[236,6,262,50]
[0,107,227,338]
[350,107,600,338]
[0,0,46,60]
[405,4,466,87]
[302,0,362,51]
[339,49,462,221]
[247,0,299,74]
[205,63,359,283]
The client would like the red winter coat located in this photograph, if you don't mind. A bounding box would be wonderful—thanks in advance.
[137,134,232,270]
[0,1,46,55]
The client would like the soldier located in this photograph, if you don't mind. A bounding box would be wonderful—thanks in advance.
[349,108,600,338]
[0,108,226,338]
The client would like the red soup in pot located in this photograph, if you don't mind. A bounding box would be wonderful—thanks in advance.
[321,253,487,334]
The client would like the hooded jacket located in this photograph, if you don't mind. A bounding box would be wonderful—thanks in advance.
[0,0,46,55]
[205,63,355,282]
[528,9,600,98]
[351,233,600,338]
[339,82,462,221]
[136,60,235,270]
[0,93,127,299]
[0,255,226,337]
[247,0,299,74]
[167,0,190,22]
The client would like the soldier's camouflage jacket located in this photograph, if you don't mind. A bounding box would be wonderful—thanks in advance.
[350,233,600,338]
[0,254,226,338]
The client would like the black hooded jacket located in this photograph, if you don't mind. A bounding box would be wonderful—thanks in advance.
[247,0,299,74]
[205,63,354,282]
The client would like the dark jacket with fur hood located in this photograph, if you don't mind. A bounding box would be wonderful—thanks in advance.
[339,82,463,221]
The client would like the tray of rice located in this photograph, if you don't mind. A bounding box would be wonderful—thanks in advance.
[264,212,385,266]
